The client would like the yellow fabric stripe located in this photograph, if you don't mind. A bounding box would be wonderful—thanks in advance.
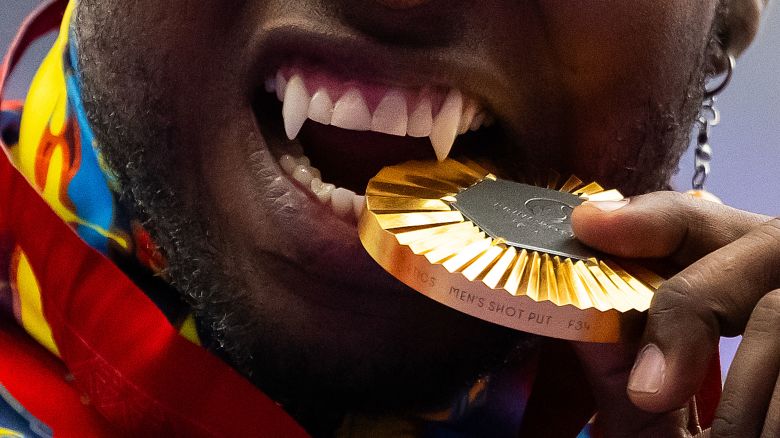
[13,249,61,357]
[9,0,197,354]
[17,2,73,180]
[18,0,76,222]
[178,313,202,346]
[0,427,24,438]
[15,1,129,250]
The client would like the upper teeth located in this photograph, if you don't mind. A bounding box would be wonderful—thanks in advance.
[268,68,493,162]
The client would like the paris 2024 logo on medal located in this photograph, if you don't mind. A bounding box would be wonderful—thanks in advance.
[453,179,596,260]
[524,198,573,226]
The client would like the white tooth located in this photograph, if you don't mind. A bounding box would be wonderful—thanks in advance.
[332,88,372,131]
[297,156,311,166]
[331,188,356,219]
[308,89,334,125]
[371,90,408,136]
[429,89,463,161]
[353,195,366,220]
[292,165,314,186]
[407,96,433,138]
[309,166,321,180]
[265,77,276,93]
[458,99,478,135]
[311,178,324,193]
[317,183,336,203]
[279,154,298,174]
[470,112,485,131]
[275,71,287,101]
[282,75,311,140]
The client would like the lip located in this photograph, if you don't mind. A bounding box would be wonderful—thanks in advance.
[245,107,405,311]
[246,19,512,122]
[240,20,519,304]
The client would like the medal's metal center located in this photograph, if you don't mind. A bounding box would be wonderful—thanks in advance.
[452,178,597,260]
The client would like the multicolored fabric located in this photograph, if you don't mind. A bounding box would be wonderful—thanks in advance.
[16,4,126,256]
[8,0,183,363]
[0,1,309,436]
[15,0,165,271]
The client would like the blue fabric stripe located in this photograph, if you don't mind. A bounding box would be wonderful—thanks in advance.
[0,384,50,438]
[63,37,116,254]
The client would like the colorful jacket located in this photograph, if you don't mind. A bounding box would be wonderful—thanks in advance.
[0,1,721,436]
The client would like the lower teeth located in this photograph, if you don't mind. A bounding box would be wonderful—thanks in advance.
[278,153,365,223]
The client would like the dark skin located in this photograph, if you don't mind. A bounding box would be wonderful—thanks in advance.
[72,0,774,435]
[573,193,780,437]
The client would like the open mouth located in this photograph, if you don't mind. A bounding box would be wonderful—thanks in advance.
[252,61,507,226]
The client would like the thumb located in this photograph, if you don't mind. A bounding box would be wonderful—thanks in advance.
[570,191,767,266]
[626,285,722,414]
[572,341,693,437]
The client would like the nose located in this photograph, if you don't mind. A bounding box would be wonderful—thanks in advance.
[375,0,431,9]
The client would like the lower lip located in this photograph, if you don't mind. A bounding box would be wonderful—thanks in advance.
[248,100,394,292]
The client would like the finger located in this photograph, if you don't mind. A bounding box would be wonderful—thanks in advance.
[571,191,770,266]
[711,290,780,438]
[572,341,692,437]
[627,219,780,412]
[759,372,780,438]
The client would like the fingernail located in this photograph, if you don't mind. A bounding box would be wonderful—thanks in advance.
[584,199,630,212]
[628,344,666,394]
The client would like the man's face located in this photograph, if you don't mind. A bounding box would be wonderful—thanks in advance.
[74,0,720,422]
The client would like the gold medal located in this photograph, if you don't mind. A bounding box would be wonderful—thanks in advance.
[359,159,663,342]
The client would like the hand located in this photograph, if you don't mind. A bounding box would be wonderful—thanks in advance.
[569,191,780,437]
